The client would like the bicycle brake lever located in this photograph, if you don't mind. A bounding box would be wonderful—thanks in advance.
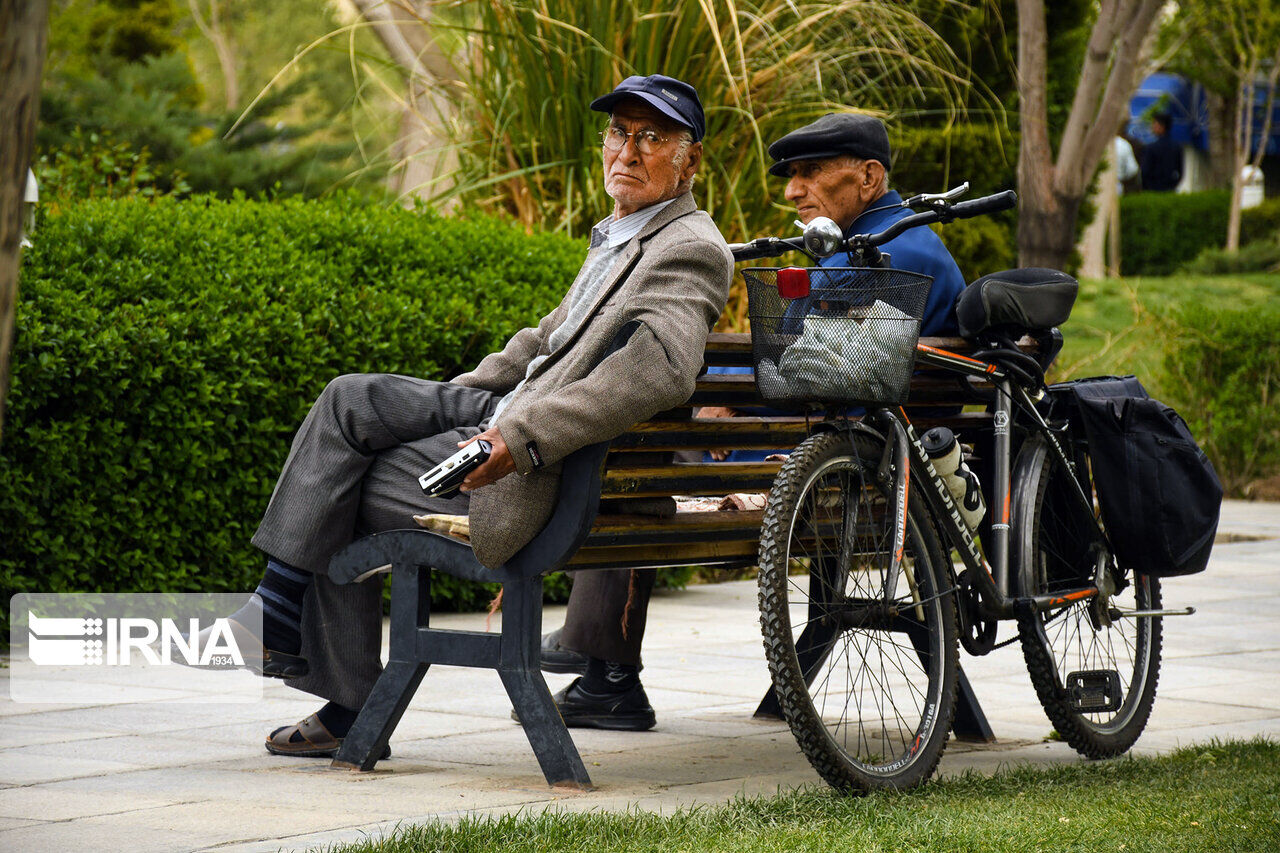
[906,182,971,208]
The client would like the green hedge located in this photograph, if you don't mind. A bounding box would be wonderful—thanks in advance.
[1241,197,1280,245]
[1119,191,1229,276]
[1163,305,1280,495]
[3,195,592,610]
[1120,192,1280,276]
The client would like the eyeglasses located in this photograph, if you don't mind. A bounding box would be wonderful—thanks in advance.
[599,125,669,155]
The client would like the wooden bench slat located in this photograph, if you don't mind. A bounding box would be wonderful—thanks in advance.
[585,509,766,547]
[606,412,996,451]
[600,462,781,498]
[566,538,761,569]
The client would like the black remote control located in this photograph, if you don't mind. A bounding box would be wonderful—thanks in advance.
[418,439,492,499]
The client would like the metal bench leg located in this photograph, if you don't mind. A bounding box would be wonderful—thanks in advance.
[754,618,840,719]
[901,616,996,743]
[500,668,593,789]
[495,573,592,789]
[331,659,429,771]
[951,666,995,742]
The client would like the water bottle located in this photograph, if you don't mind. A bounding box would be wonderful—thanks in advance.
[922,427,986,530]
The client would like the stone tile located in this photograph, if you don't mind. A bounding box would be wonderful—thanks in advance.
[0,721,113,750]
[0,786,180,821]
[0,750,145,786]
[1144,696,1279,729]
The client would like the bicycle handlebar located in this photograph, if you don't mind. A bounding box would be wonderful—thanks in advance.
[728,188,1017,263]
[949,189,1018,220]
[727,236,806,262]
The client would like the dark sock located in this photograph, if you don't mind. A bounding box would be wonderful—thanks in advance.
[254,558,311,655]
[580,657,640,694]
[314,701,361,739]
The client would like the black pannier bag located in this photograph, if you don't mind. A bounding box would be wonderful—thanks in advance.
[1048,375,1223,577]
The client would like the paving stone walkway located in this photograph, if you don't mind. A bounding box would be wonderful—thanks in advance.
[2,499,1277,852]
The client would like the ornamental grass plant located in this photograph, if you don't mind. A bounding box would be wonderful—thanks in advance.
[410,0,974,327]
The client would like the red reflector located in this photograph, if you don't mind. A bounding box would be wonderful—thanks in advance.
[777,267,810,299]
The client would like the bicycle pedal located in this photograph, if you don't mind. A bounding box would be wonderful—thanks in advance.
[1065,669,1122,713]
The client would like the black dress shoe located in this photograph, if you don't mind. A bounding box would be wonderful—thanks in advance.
[549,677,656,731]
[539,627,588,675]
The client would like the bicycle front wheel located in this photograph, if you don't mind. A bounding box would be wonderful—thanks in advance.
[758,430,958,792]
[1013,434,1162,758]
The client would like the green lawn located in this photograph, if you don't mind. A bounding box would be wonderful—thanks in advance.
[1053,272,1280,392]
[322,739,1280,853]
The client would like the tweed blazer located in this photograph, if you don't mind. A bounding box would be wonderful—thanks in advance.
[450,192,732,567]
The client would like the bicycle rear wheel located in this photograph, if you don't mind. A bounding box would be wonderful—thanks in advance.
[1013,434,1162,757]
[758,430,958,792]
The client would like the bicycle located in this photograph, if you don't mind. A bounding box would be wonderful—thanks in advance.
[727,185,1194,793]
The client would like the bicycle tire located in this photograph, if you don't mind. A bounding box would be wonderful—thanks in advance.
[758,430,958,792]
[1013,434,1162,757]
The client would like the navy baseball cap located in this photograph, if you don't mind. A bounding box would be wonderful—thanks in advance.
[590,75,706,142]
[768,113,892,177]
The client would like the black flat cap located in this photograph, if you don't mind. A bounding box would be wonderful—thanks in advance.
[590,74,706,142]
[768,113,891,177]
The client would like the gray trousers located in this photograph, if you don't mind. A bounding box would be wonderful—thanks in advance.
[251,373,498,709]
[251,373,653,709]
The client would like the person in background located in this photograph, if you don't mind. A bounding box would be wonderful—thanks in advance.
[1140,112,1182,193]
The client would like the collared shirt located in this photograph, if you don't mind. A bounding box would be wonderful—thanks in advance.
[488,198,677,424]
[591,197,678,248]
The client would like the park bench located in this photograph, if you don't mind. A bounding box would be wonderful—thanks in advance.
[327,330,1039,788]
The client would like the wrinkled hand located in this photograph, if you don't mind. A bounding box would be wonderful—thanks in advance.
[458,426,516,492]
[697,406,738,461]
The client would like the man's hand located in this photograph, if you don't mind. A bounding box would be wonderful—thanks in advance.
[458,426,516,492]
[698,406,738,461]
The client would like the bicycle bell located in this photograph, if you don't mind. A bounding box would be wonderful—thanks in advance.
[800,216,844,258]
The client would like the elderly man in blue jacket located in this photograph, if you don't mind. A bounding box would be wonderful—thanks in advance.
[700,113,967,459]
[769,112,965,333]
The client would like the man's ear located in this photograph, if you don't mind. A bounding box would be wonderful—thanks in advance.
[861,160,885,200]
[682,141,703,183]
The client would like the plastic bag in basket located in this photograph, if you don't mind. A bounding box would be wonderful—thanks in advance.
[776,299,913,401]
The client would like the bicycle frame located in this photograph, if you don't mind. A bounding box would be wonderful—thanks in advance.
[860,342,1113,619]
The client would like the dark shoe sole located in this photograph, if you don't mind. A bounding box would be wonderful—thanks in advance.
[540,649,588,675]
[253,649,309,680]
[560,710,656,732]
[265,740,391,759]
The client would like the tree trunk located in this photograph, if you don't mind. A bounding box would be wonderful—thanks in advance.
[0,0,50,443]
[188,0,240,111]
[348,0,460,205]
[1015,0,1164,271]
[1205,91,1236,190]
[1018,197,1085,270]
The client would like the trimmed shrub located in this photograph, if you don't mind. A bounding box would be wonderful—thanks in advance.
[3,195,595,610]
[1182,235,1280,274]
[1241,197,1280,246]
[1119,190,1230,276]
[1120,192,1280,276]
[1162,305,1280,495]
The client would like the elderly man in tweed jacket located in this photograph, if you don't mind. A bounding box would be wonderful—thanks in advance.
[239,74,733,756]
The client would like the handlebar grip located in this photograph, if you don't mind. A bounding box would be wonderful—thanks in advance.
[951,190,1017,219]
[729,236,805,262]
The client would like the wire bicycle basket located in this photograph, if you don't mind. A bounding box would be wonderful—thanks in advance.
[743,267,933,407]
